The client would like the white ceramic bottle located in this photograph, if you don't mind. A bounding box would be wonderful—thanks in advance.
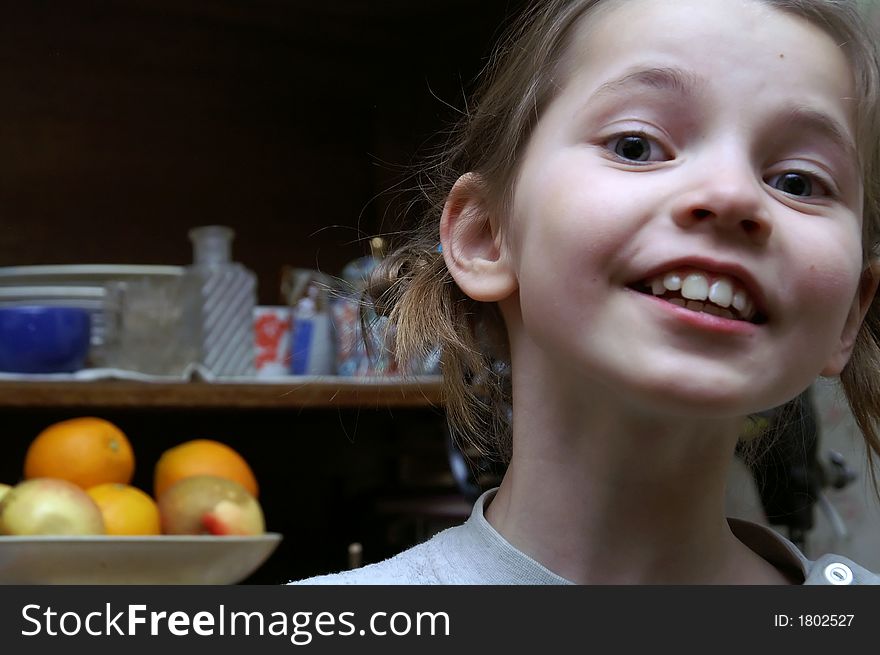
[184,225,257,377]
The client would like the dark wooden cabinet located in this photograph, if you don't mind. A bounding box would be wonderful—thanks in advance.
[0,0,527,302]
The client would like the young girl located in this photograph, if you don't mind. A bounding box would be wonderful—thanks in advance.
[293,0,880,584]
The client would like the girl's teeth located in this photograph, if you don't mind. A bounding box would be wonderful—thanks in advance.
[669,297,739,320]
[681,274,709,301]
[708,279,733,308]
[645,270,760,322]
[663,273,682,291]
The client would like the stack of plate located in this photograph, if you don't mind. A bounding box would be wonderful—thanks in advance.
[0,265,186,369]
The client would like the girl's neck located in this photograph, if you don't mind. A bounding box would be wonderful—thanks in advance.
[484,364,790,584]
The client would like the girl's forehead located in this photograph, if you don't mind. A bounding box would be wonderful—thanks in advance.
[561,0,855,112]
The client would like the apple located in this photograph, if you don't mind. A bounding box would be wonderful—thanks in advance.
[157,475,265,536]
[0,483,11,504]
[0,478,106,536]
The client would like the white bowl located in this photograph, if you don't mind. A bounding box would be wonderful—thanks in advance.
[0,533,282,584]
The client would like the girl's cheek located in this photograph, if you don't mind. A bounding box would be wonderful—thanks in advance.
[785,243,863,319]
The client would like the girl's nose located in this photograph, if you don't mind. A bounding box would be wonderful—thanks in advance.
[670,164,773,245]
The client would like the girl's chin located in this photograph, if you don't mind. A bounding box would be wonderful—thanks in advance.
[617,377,774,420]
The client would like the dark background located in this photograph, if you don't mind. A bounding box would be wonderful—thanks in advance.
[0,0,528,583]
[0,0,527,302]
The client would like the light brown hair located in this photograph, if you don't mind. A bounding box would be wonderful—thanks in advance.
[370,0,880,491]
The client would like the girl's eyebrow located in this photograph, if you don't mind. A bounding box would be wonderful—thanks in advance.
[778,105,857,162]
[589,66,702,101]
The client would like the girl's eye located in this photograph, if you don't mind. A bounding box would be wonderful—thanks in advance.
[767,171,828,198]
[607,133,669,163]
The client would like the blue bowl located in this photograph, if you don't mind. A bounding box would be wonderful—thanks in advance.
[0,306,92,373]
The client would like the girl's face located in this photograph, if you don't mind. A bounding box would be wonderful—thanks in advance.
[503,0,868,416]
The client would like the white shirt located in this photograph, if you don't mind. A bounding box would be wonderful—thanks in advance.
[289,488,878,585]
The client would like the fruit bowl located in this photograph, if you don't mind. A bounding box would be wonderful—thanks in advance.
[0,533,281,584]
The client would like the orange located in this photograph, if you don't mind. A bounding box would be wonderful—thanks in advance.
[153,439,258,499]
[86,483,161,536]
[24,417,135,489]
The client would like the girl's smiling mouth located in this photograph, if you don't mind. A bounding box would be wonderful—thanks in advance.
[626,260,770,325]
[626,263,769,335]
[626,284,765,336]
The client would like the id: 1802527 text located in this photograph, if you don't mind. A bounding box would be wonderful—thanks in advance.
[773,614,854,627]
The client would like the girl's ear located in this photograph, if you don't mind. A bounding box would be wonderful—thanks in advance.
[439,172,518,302]
[821,259,880,377]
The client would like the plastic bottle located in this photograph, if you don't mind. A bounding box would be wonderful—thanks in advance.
[184,225,257,377]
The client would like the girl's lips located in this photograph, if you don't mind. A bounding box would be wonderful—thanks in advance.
[626,287,761,336]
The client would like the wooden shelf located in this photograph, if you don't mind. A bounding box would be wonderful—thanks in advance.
[0,377,444,410]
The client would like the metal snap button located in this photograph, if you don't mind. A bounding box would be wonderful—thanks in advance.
[823,562,853,585]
